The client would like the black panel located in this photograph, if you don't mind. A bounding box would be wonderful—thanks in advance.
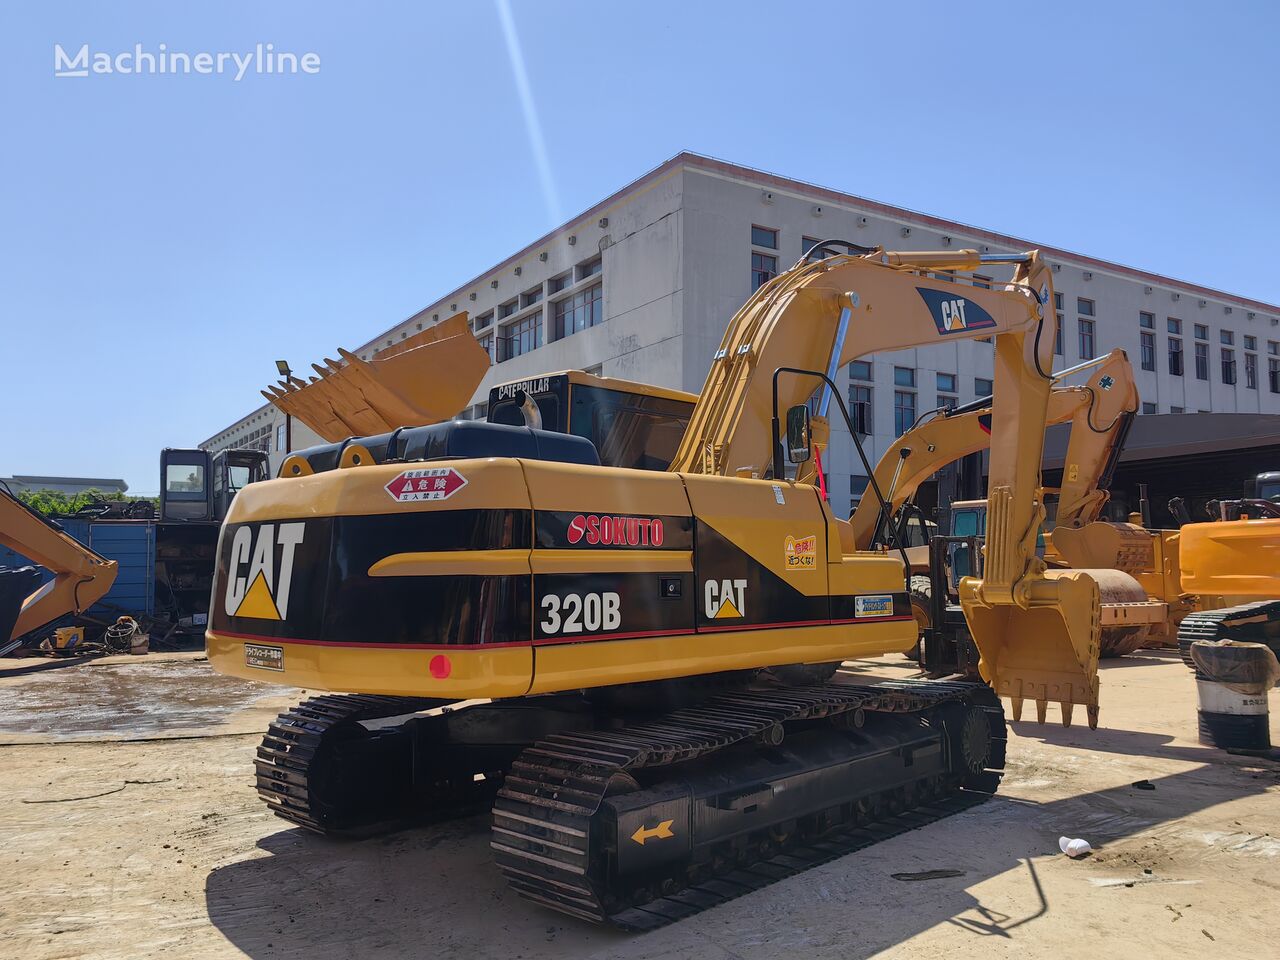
[210,510,533,646]
[535,512,693,550]
[693,520,829,629]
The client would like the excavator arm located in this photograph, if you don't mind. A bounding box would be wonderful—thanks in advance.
[847,348,1138,549]
[0,485,118,643]
[672,244,1103,725]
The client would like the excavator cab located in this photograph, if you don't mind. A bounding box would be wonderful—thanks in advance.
[487,372,695,471]
[1252,471,1280,503]
[160,448,270,524]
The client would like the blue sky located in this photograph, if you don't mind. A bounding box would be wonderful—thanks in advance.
[2,1,1277,492]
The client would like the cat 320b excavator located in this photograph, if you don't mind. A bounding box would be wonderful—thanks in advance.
[207,244,1104,929]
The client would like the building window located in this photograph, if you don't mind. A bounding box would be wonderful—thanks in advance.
[1169,337,1184,376]
[1078,318,1095,359]
[1220,329,1234,345]
[1054,292,1063,310]
[751,252,777,291]
[1193,322,1206,339]
[1142,402,1157,415]
[894,390,916,437]
[850,474,870,505]
[478,332,493,357]
[972,274,992,290]
[521,286,543,308]
[576,258,602,281]
[1245,351,1258,389]
[275,424,287,452]
[1139,311,1154,329]
[551,283,603,340]
[498,311,543,362]
[549,273,572,294]
[1194,341,1208,380]
[474,311,494,331]
[848,360,873,381]
[975,377,993,398]
[894,366,916,388]
[498,299,518,320]
[802,236,825,260]
[751,225,778,249]
[1077,297,1095,317]
[1140,331,1155,371]
[1170,317,1183,335]
[849,385,872,435]
[1221,348,1237,385]
[1270,356,1280,393]
[1171,405,1184,414]
[937,372,957,393]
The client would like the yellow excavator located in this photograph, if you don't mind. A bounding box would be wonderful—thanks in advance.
[208,243,1103,928]
[1176,489,1280,664]
[1,483,118,655]
[841,347,1158,658]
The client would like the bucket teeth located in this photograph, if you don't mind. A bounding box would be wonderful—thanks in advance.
[1060,701,1074,728]
[1035,698,1048,724]
[1087,704,1099,731]
[1011,696,1024,722]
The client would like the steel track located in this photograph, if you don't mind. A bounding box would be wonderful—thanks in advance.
[491,678,1005,929]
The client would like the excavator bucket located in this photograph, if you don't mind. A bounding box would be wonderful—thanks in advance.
[959,569,1102,727]
[262,313,490,442]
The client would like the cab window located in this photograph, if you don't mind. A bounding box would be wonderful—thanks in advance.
[569,386,693,471]
[165,463,205,497]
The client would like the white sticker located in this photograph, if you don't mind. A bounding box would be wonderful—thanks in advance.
[854,594,894,618]
[772,484,786,505]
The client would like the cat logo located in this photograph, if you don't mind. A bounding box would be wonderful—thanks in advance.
[784,534,817,570]
[916,287,997,336]
[223,522,306,621]
[704,578,747,619]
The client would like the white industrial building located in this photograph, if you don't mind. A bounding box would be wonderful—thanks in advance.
[203,152,1280,518]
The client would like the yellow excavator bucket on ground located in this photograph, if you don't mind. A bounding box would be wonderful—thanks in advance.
[262,313,490,442]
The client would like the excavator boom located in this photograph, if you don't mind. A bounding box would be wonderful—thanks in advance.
[847,348,1137,550]
[0,485,118,644]
[671,245,1102,724]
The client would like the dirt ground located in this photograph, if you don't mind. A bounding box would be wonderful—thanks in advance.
[1,649,1277,960]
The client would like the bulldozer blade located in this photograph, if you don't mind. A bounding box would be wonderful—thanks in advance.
[959,568,1102,728]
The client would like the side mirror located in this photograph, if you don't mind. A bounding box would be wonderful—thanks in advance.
[786,404,812,464]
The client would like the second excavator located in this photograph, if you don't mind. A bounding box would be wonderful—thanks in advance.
[208,243,1103,927]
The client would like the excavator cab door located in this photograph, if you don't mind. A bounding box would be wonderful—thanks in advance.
[210,449,271,522]
[160,449,214,522]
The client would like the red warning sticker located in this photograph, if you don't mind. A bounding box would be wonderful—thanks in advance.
[384,467,468,503]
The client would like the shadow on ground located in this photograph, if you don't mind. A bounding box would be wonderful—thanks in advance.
[204,746,1278,960]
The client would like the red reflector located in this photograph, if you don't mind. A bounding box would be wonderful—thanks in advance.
[428,654,452,679]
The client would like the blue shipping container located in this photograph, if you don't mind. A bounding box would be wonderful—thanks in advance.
[0,519,156,620]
